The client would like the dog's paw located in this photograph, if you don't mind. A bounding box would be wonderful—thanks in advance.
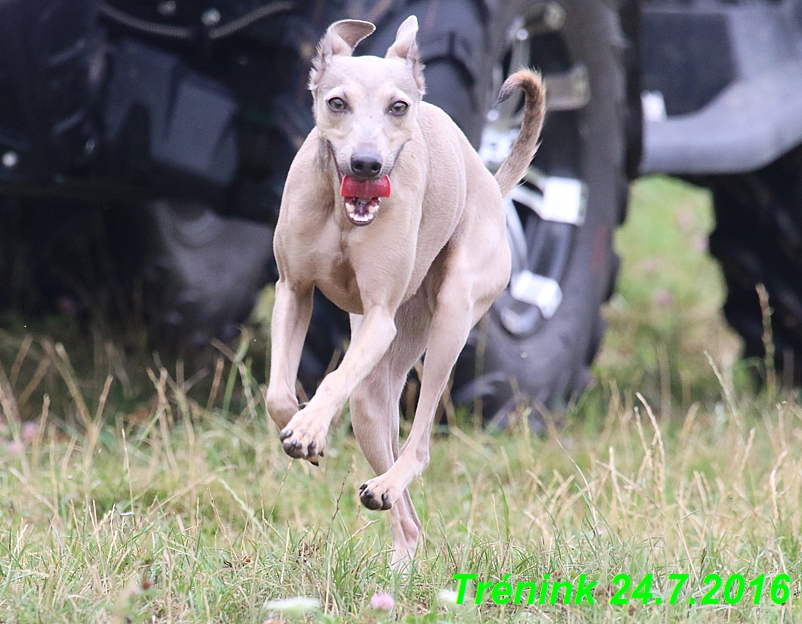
[279,424,327,462]
[359,481,394,511]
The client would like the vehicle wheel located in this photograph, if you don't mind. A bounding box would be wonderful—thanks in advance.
[145,200,274,347]
[703,145,802,386]
[449,0,632,426]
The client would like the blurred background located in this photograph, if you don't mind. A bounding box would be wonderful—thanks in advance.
[2,0,802,424]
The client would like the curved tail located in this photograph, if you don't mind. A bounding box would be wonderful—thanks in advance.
[493,69,546,197]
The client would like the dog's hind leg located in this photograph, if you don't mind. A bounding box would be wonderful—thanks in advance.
[359,244,507,510]
[350,297,431,566]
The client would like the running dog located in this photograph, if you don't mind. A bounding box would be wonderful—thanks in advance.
[266,15,545,565]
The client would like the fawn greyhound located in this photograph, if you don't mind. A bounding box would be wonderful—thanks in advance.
[266,15,545,565]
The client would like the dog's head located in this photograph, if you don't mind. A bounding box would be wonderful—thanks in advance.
[308,17,425,225]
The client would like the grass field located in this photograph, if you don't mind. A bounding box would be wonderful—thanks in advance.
[1,177,801,622]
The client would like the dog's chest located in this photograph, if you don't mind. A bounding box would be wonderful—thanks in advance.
[313,244,364,315]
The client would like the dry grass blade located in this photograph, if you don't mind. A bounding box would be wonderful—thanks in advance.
[16,356,51,410]
[0,362,20,425]
[43,340,92,428]
[757,283,777,401]
[9,334,33,389]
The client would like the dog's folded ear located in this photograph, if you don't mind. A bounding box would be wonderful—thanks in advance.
[385,16,425,95]
[309,20,376,90]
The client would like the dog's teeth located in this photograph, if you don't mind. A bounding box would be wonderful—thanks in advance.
[343,197,378,225]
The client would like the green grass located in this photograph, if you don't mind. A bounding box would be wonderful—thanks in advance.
[1,177,801,622]
[596,176,743,409]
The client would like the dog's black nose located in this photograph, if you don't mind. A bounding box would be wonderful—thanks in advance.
[350,152,383,179]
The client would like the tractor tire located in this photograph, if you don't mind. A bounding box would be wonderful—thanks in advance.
[144,200,274,347]
[450,0,632,427]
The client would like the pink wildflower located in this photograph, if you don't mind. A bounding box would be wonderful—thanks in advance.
[22,422,37,442]
[7,440,24,454]
[370,592,395,610]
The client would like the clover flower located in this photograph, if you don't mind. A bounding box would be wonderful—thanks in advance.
[370,592,395,610]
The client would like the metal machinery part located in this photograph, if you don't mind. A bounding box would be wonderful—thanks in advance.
[0,0,105,183]
[0,0,308,341]
[641,0,802,386]
[641,0,802,175]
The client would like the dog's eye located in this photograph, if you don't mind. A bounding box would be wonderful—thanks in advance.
[327,97,347,112]
[390,101,409,115]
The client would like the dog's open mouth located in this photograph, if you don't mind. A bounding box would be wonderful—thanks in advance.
[340,175,391,226]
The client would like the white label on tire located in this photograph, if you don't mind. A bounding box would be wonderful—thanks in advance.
[510,270,563,318]
[509,177,586,225]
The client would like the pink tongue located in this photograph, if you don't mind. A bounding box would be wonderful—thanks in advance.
[340,175,391,199]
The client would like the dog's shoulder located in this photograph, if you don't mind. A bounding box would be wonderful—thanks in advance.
[418,102,459,133]
[417,102,473,155]
[417,101,487,183]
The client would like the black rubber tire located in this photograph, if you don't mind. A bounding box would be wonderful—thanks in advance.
[143,200,274,347]
[451,0,631,424]
[701,145,802,386]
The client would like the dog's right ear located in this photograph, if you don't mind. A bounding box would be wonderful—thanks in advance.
[309,20,376,90]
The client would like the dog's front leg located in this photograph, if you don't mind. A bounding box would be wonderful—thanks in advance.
[266,279,314,430]
[279,305,397,460]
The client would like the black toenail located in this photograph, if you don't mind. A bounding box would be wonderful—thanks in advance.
[359,483,366,491]
[280,429,292,440]
[310,460,319,467]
